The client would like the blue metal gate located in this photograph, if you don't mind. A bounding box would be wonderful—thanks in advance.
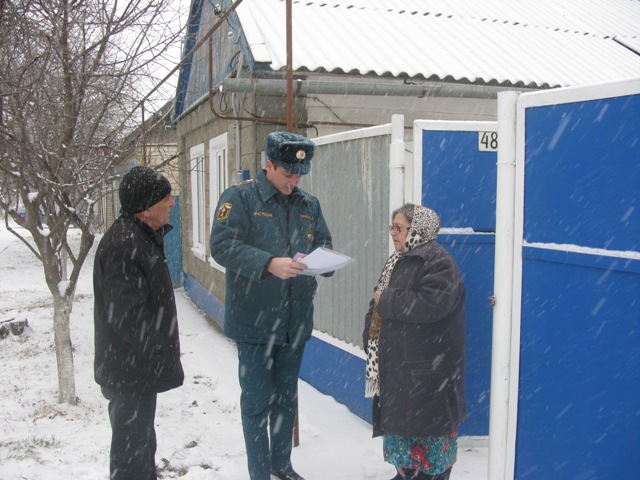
[513,83,640,479]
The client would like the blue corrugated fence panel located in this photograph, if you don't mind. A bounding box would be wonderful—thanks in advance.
[517,248,640,479]
[440,233,495,436]
[422,130,497,231]
[516,86,640,480]
[523,94,640,252]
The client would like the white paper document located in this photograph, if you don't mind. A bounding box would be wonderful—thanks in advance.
[293,247,354,276]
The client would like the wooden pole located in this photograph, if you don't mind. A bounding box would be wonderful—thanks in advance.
[285,0,300,447]
[286,0,294,132]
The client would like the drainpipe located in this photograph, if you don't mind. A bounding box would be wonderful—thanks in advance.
[388,114,405,256]
[211,78,529,127]
[232,50,244,183]
[210,77,522,128]
[219,77,527,99]
[488,90,519,480]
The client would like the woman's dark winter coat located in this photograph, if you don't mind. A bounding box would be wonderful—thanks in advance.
[363,240,467,438]
[94,214,184,393]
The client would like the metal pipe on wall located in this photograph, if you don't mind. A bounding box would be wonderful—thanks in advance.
[220,77,525,99]
[232,50,244,182]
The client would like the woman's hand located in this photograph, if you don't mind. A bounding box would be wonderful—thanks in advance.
[374,290,382,305]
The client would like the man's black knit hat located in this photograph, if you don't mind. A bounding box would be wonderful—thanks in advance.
[119,165,172,214]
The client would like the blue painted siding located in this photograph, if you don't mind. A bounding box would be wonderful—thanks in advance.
[184,273,225,330]
[299,337,372,422]
[166,196,183,287]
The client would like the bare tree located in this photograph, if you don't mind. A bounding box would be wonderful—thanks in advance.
[0,0,184,404]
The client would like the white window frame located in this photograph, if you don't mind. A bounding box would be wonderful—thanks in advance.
[189,143,206,261]
[208,133,229,271]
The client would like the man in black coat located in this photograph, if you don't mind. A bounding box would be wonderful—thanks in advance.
[94,165,184,480]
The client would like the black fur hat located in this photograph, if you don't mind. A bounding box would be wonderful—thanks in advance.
[119,166,172,214]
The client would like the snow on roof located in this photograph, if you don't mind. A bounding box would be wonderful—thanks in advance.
[235,0,640,88]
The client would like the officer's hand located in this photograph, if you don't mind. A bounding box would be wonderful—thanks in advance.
[268,257,308,280]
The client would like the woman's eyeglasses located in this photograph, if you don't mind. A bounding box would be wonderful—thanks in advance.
[389,225,409,233]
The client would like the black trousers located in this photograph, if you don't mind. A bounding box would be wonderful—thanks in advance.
[430,468,452,480]
[395,467,452,480]
[102,386,158,480]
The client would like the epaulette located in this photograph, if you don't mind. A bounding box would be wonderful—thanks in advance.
[233,178,254,188]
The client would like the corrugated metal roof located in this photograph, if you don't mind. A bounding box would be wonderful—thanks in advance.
[308,0,640,38]
[235,0,640,88]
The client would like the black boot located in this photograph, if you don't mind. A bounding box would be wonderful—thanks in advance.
[390,466,416,480]
[271,469,305,480]
[427,468,452,480]
[410,468,453,480]
[393,467,439,480]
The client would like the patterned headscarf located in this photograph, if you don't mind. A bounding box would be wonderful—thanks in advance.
[365,205,441,398]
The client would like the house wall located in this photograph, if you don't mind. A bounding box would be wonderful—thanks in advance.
[177,102,229,302]
[306,89,497,139]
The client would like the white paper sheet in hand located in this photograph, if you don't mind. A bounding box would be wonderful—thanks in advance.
[293,247,354,276]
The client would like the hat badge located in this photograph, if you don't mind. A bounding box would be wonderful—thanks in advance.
[296,149,306,160]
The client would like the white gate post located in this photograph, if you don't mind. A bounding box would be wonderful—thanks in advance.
[389,114,406,255]
[488,90,519,480]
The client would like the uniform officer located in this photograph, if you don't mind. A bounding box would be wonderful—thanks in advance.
[210,132,333,480]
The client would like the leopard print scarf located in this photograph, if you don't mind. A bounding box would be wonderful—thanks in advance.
[365,206,440,398]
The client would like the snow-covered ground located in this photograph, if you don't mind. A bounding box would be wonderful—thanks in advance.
[0,225,487,480]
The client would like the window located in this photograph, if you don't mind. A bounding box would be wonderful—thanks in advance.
[190,143,206,260]
[209,133,229,270]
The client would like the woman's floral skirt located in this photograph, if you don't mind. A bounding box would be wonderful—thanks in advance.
[383,429,458,475]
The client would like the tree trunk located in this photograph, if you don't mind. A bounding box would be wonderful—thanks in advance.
[53,293,77,405]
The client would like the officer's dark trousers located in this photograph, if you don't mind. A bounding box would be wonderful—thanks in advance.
[236,341,306,480]
[102,386,158,480]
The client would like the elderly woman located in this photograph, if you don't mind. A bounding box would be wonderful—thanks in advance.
[363,204,467,480]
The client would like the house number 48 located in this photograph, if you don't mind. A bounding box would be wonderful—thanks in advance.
[478,131,498,152]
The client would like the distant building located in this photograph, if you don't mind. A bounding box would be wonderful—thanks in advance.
[96,100,179,231]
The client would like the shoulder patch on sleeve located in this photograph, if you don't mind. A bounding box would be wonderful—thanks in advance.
[216,202,232,221]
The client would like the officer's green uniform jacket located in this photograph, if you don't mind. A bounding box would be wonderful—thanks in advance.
[210,170,333,346]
